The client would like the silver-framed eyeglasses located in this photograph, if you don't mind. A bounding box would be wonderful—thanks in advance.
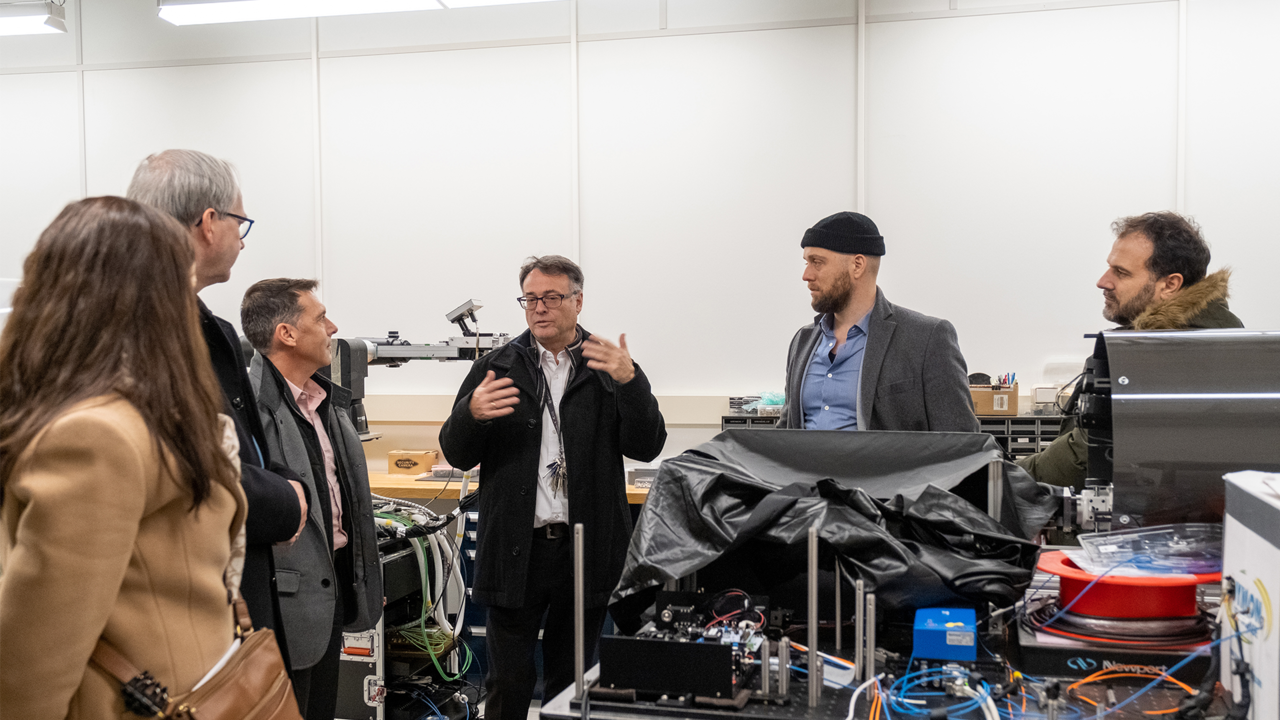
[517,292,577,310]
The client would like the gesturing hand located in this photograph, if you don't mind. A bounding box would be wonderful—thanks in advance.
[583,333,636,385]
[470,370,520,421]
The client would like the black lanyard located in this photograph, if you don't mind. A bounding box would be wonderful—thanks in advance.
[539,363,569,496]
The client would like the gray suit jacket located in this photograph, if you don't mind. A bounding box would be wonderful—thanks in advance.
[777,288,978,433]
[250,354,383,670]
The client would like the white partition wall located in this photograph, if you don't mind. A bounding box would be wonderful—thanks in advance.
[865,2,1180,384]
[1184,0,1280,324]
[82,60,318,318]
[0,72,81,278]
[1,0,1278,451]
[578,24,855,395]
[319,44,573,395]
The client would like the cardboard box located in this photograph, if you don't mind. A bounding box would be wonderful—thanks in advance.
[388,450,438,475]
[970,382,1018,416]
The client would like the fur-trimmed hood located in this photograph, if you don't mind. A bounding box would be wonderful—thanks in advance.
[1131,268,1242,330]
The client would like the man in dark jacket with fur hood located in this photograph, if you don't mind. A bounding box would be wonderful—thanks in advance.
[1017,212,1242,489]
[440,255,666,720]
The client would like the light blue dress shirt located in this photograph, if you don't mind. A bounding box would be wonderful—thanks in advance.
[801,312,870,430]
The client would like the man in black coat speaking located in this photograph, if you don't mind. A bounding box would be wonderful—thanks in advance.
[440,255,666,720]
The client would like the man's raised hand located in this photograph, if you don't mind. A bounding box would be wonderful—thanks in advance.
[583,333,636,385]
[470,370,520,421]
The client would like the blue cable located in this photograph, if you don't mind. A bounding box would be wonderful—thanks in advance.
[886,667,986,717]
[409,689,447,720]
[891,691,982,716]
[1025,571,1058,600]
[875,677,893,720]
[1001,629,1253,720]
[1089,630,1248,719]
[976,633,997,659]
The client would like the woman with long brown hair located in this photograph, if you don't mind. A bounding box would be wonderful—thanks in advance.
[0,196,247,719]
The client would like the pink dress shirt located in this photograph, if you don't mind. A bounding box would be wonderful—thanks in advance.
[286,377,348,550]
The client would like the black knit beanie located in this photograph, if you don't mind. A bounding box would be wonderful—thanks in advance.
[800,212,885,256]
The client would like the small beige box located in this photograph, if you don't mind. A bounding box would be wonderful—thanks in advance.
[388,450,438,475]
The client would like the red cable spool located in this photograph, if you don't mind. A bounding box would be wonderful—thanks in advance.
[1036,551,1220,619]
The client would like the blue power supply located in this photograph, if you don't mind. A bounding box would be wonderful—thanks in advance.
[912,608,977,662]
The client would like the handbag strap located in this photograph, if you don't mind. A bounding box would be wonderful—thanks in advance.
[90,639,144,685]
[91,597,257,718]
[90,639,172,717]
[233,596,254,637]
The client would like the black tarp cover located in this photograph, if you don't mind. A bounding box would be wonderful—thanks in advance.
[609,430,1056,625]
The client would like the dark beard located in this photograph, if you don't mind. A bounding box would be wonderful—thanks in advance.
[811,271,854,315]
[1103,280,1156,325]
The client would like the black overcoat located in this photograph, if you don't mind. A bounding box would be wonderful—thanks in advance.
[439,327,666,609]
[197,300,303,664]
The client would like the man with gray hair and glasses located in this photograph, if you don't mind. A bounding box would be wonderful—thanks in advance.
[127,149,307,668]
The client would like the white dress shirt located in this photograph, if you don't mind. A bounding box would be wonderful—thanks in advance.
[533,340,570,527]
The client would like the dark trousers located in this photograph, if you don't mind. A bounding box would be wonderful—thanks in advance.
[292,564,346,720]
[484,529,608,720]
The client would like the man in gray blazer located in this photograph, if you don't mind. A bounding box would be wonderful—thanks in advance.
[776,212,978,433]
[242,278,383,720]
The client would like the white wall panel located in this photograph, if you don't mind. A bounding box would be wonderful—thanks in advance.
[82,0,310,65]
[0,0,79,69]
[319,3,568,53]
[579,0,659,35]
[1185,0,1280,330]
[668,0,854,28]
[319,44,572,395]
[82,61,316,324]
[867,0,947,14]
[866,3,1178,387]
[579,26,855,395]
[0,72,82,278]
[2,0,1278,415]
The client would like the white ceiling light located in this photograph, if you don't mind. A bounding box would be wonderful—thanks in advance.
[158,0,446,25]
[0,1,67,36]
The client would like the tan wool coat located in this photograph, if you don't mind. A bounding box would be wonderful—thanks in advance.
[0,396,247,720]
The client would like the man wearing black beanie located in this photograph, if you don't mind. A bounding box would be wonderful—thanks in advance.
[775,212,978,432]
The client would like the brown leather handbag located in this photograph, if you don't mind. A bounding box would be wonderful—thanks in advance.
[91,599,302,720]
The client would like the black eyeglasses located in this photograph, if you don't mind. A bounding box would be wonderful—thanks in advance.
[225,212,254,240]
[196,211,254,240]
[517,292,577,310]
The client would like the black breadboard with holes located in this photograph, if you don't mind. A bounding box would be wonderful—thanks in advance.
[577,681,855,720]
[571,681,1228,720]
